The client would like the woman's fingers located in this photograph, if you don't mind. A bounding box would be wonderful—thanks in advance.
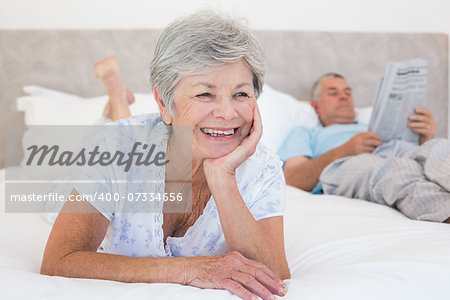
[221,279,257,300]
[230,271,275,300]
[238,264,285,296]
[249,103,263,143]
[237,103,263,157]
[188,253,283,300]
[239,254,284,288]
[251,102,263,138]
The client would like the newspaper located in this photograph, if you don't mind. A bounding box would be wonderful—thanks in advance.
[368,58,428,144]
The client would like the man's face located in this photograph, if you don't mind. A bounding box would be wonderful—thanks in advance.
[311,77,356,127]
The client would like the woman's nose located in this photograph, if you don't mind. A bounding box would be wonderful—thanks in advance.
[212,96,238,120]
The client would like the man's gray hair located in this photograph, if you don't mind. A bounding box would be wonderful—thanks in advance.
[150,11,266,115]
[311,73,345,100]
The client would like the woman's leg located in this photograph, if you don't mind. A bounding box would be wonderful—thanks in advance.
[94,56,133,121]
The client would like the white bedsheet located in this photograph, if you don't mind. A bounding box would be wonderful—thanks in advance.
[1,168,450,299]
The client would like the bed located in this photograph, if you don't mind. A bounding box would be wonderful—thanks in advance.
[1,29,449,299]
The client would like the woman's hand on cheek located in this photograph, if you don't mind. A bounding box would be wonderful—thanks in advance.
[203,103,262,179]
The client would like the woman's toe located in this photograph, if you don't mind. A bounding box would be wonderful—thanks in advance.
[126,89,135,105]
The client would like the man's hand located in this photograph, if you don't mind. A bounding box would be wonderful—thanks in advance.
[339,131,382,157]
[408,107,436,145]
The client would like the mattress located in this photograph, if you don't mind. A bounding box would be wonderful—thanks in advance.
[1,168,450,299]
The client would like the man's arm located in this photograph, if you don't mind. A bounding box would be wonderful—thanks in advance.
[284,152,338,191]
[284,131,382,191]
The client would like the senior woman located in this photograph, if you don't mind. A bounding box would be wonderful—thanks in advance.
[41,11,290,300]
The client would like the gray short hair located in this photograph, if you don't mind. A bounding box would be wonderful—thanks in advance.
[150,11,266,115]
[311,73,345,100]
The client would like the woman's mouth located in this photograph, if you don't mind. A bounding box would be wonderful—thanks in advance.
[200,127,238,139]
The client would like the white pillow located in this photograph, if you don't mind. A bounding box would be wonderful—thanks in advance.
[258,85,372,153]
[258,85,319,153]
[355,106,373,124]
[22,85,83,100]
[18,85,159,125]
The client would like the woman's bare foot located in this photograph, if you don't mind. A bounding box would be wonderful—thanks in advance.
[94,56,133,121]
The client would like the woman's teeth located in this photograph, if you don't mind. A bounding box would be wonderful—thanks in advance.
[201,128,236,136]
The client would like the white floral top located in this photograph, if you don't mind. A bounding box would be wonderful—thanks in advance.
[75,113,285,257]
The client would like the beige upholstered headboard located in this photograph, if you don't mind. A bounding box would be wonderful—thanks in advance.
[0,30,448,168]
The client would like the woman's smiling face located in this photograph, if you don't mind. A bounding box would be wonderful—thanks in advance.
[163,60,256,160]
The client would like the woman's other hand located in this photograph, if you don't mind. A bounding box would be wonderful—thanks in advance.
[185,251,286,300]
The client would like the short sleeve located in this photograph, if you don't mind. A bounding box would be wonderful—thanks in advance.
[72,117,114,219]
[72,129,117,221]
[244,145,286,221]
[72,114,168,220]
[277,126,313,162]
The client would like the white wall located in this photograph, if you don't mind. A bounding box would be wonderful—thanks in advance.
[1,0,449,135]
[1,0,449,33]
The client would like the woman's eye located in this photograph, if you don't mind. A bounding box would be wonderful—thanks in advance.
[234,92,249,98]
[196,93,212,99]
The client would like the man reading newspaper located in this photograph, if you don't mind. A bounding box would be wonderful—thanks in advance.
[278,61,450,223]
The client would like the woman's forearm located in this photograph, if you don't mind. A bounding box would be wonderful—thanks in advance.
[42,246,286,299]
[41,250,191,284]
[207,174,283,275]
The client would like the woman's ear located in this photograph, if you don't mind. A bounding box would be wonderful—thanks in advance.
[153,87,173,124]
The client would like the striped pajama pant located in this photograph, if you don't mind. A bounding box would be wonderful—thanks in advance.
[320,138,450,222]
